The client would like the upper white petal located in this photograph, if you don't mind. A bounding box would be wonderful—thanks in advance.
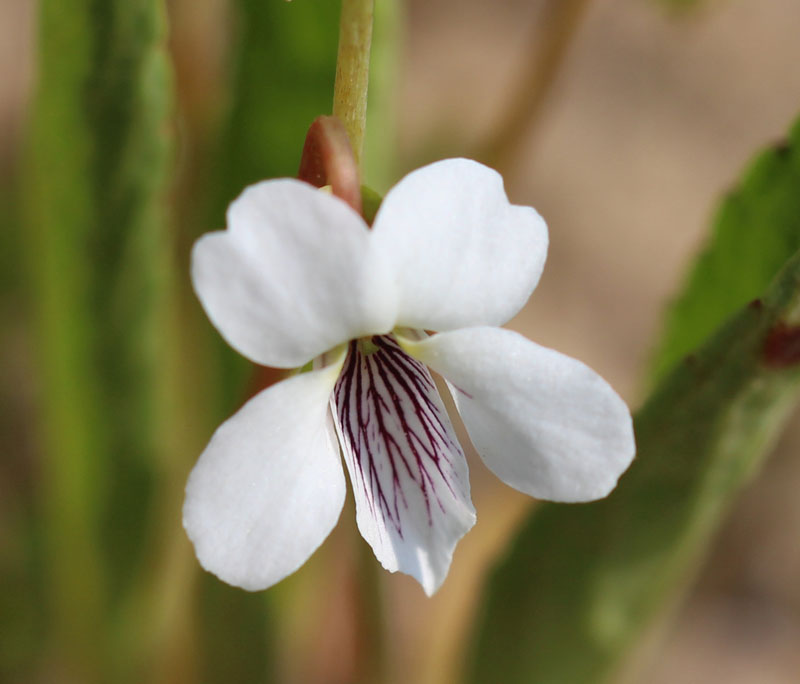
[372,159,548,330]
[402,328,635,502]
[330,336,475,595]
[183,355,346,591]
[192,179,397,369]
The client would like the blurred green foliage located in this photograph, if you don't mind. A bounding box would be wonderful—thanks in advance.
[23,0,173,680]
[651,118,800,383]
[465,119,800,684]
[212,1,340,218]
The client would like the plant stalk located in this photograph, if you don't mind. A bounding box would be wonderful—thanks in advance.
[333,0,374,167]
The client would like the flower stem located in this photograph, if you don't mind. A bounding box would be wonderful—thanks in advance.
[333,0,374,168]
[355,537,389,684]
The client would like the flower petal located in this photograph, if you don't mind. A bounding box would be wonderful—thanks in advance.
[183,354,346,591]
[372,158,548,330]
[402,328,635,502]
[192,179,396,369]
[331,335,476,595]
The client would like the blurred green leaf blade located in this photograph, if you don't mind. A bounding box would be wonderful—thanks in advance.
[465,119,800,684]
[467,248,800,684]
[651,117,800,384]
[214,0,340,215]
[25,0,174,678]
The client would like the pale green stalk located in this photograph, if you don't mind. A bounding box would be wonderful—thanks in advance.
[332,2,388,681]
[333,0,374,168]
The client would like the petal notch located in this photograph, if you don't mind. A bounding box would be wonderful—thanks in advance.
[192,179,396,369]
[373,159,548,331]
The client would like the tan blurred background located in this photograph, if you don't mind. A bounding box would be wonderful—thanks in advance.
[3,0,800,682]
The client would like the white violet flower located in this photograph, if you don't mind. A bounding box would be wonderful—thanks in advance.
[184,158,636,596]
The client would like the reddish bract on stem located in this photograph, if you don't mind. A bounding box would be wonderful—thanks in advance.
[298,115,363,217]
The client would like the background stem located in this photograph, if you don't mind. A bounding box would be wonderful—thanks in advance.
[480,0,591,170]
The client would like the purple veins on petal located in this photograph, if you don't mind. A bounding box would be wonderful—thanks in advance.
[331,335,471,540]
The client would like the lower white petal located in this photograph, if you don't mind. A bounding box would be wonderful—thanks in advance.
[183,355,346,591]
[331,335,476,595]
[402,328,635,503]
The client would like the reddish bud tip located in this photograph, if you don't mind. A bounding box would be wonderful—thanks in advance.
[298,116,362,216]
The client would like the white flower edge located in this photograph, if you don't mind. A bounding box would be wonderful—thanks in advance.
[192,180,396,369]
[191,159,549,370]
[183,350,346,590]
[185,156,634,595]
[400,327,636,502]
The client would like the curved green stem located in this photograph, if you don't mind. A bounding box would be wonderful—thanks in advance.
[333,0,374,168]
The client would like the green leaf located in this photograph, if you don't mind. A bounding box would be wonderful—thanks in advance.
[466,246,800,684]
[24,0,173,679]
[465,119,800,684]
[650,118,800,384]
[213,0,340,215]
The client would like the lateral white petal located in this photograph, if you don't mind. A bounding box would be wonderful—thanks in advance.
[403,328,635,503]
[192,179,396,369]
[372,159,548,330]
[183,356,346,591]
[331,336,476,595]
